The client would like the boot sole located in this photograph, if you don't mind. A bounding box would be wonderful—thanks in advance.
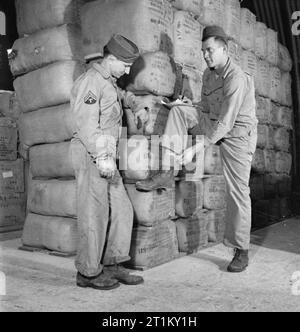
[136,187,163,192]
[227,265,248,273]
[77,282,120,290]
[116,278,144,286]
[136,185,171,192]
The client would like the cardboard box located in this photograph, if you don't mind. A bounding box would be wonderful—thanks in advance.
[0,159,25,193]
[0,193,26,229]
[176,210,209,253]
[129,220,179,270]
[0,118,18,161]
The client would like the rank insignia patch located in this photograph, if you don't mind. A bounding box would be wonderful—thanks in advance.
[84,91,97,105]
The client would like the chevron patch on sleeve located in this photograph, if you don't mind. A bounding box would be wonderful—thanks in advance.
[84,91,97,105]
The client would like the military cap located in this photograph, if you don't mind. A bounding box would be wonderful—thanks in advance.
[105,34,140,63]
[202,25,229,42]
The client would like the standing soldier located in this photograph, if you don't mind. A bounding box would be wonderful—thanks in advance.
[71,35,149,290]
[136,26,258,273]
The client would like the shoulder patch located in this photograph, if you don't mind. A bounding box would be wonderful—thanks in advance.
[84,91,97,105]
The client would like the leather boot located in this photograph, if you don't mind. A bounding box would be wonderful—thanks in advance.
[104,264,144,285]
[135,169,174,192]
[76,272,120,290]
[227,249,249,273]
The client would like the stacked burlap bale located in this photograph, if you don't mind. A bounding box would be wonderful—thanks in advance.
[250,18,294,227]
[12,0,87,254]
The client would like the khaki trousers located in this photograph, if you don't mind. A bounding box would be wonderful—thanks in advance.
[71,138,134,277]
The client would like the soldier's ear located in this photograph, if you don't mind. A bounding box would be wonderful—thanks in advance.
[107,54,117,62]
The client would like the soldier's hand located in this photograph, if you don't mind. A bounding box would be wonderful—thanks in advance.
[177,139,208,165]
[177,146,197,165]
[134,108,149,129]
[96,156,116,179]
[179,95,193,106]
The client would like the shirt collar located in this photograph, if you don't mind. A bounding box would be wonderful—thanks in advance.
[220,57,232,80]
[93,63,110,80]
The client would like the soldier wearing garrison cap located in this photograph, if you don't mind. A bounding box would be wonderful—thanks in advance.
[70,34,150,290]
[136,25,258,273]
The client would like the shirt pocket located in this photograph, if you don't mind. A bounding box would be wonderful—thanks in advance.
[205,86,223,119]
[100,94,122,128]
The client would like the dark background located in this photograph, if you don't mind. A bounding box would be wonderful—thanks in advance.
[242,0,300,195]
[0,0,18,47]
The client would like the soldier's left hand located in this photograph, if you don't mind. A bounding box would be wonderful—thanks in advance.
[96,156,117,179]
[134,108,149,128]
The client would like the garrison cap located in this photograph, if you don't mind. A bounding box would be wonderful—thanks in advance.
[105,34,140,63]
[202,25,229,42]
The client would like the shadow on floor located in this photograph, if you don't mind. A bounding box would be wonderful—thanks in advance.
[192,252,229,272]
[250,218,300,255]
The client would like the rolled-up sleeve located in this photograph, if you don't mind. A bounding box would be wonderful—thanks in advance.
[206,73,247,144]
[71,74,107,159]
[119,90,138,111]
[120,90,155,113]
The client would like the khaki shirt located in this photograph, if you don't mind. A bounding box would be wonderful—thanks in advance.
[70,63,136,159]
[199,58,258,144]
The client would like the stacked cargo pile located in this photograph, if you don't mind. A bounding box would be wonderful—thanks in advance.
[11,0,86,254]
[0,91,26,236]
[175,145,227,253]
[120,63,180,269]
[10,0,294,265]
[250,16,294,228]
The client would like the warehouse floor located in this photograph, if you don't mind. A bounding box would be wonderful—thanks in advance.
[0,218,300,312]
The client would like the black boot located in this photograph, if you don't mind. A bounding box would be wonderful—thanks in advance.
[227,249,249,273]
[135,170,174,192]
[76,272,120,290]
[104,265,144,285]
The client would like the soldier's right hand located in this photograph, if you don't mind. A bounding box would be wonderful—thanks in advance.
[96,156,116,179]
[134,108,149,128]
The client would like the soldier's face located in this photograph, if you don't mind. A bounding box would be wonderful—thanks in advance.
[202,37,227,70]
[110,58,132,78]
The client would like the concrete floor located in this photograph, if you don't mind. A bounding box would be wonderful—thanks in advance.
[0,218,300,312]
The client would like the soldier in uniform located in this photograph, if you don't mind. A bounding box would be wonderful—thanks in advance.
[136,26,258,273]
[71,35,149,290]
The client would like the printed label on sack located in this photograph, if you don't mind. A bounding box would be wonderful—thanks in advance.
[0,271,6,296]
[2,171,13,179]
